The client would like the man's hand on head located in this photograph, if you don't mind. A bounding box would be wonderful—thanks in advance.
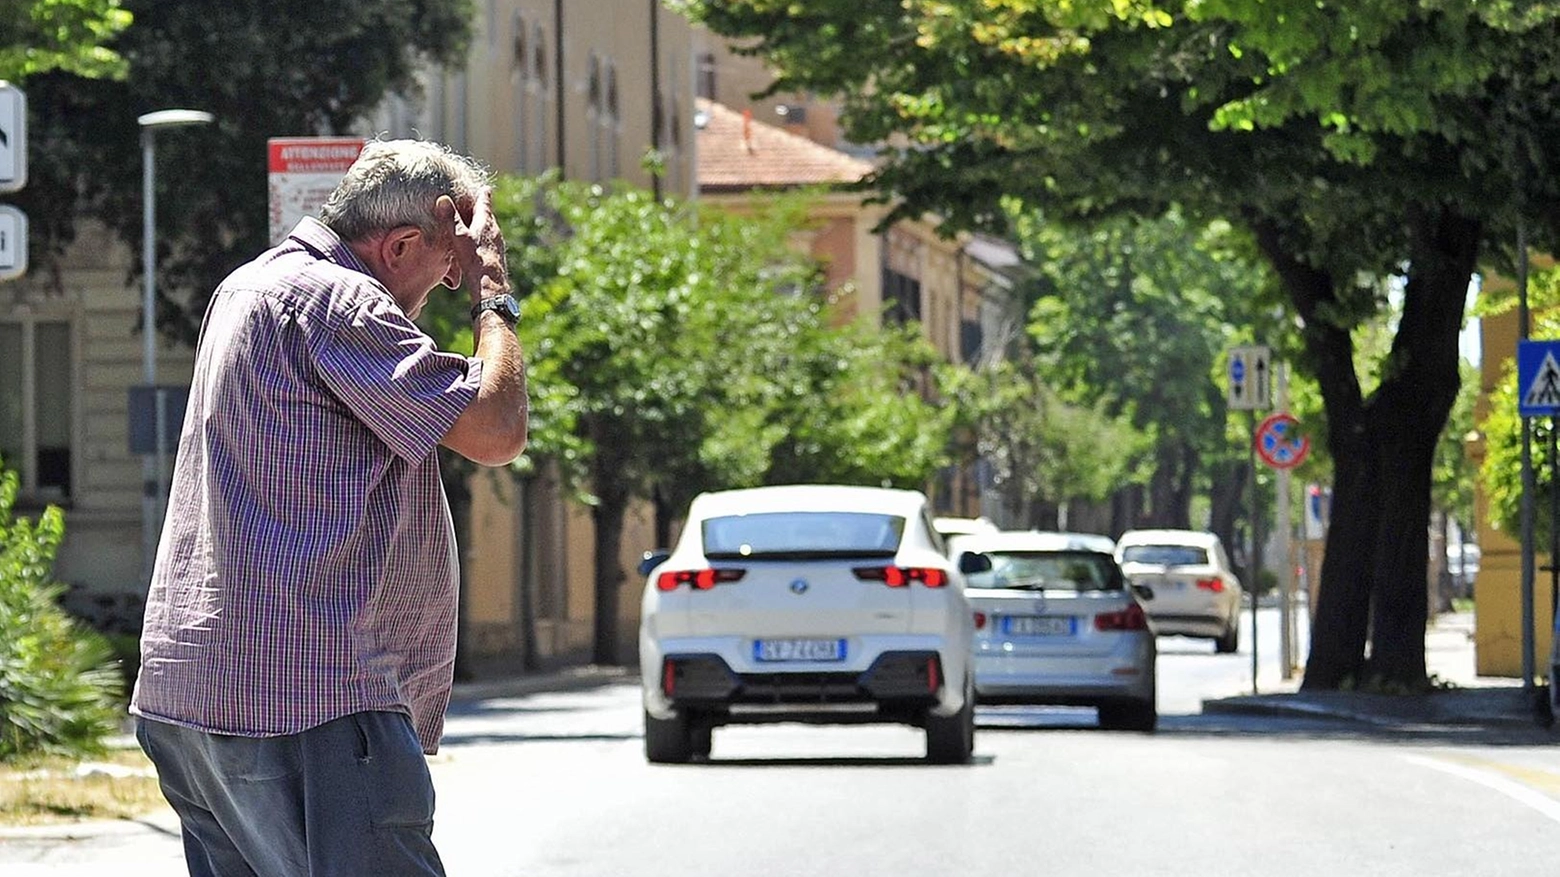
[436,189,509,305]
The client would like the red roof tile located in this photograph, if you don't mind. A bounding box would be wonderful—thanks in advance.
[696,98,873,192]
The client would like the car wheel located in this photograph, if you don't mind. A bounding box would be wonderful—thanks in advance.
[1098,699,1158,732]
[1215,620,1240,654]
[644,709,694,764]
[925,674,975,764]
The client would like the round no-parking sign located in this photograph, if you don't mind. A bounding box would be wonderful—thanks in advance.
[1254,412,1309,470]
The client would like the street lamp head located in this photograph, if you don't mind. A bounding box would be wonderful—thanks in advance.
[137,109,215,129]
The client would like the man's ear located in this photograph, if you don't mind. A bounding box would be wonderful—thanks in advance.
[380,226,424,272]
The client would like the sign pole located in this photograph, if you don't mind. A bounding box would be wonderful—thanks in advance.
[1250,409,1261,695]
[1519,222,1537,696]
[1277,364,1295,680]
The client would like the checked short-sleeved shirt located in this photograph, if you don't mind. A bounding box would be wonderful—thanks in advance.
[130,218,483,754]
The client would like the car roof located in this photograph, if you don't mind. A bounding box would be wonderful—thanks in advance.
[687,484,928,520]
[932,516,998,535]
[949,530,1117,555]
[1116,528,1221,549]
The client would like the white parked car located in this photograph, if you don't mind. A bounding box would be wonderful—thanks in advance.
[638,484,982,764]
[1115,529,1243,653]
[949,530,1158,732]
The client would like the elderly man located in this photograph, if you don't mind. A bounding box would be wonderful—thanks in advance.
[131,139,528,877]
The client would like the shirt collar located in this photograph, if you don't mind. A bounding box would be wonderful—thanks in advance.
[287,217,375,279]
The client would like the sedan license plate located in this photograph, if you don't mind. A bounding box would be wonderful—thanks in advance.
[754,638,847,662]
[1003,615,1076,637]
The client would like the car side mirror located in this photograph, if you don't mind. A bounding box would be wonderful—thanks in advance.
[958,552,993,574]
[638,550,671,577]
[1132,583,1156,602]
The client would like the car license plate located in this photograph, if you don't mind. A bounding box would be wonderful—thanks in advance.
[1003,615,1075,637]
[754,638,847,662]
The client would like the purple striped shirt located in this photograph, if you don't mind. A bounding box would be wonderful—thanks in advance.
[131,218,483,754]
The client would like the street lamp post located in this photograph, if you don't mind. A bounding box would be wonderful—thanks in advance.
[138,109,213,584]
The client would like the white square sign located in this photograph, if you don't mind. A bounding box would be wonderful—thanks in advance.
[0,82,25,193]
[0,205,27,281]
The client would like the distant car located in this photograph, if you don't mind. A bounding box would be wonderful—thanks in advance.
[1446,542,1480,595]
[1114,529,1243,653]
[948,530,1158,732]
[638,484,982,764]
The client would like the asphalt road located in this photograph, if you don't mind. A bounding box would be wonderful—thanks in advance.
[6,607,1559,876]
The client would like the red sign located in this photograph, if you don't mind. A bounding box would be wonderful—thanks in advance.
[267,137,365,246]
[1254,412,1310,470]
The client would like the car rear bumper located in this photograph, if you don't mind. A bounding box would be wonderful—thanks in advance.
[972,643,1155,705]
[644,649,959,726]
[1147,613,1230,638]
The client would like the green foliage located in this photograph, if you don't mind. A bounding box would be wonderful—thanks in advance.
[943,360,1151,519]
[0,461,122,763]
[430,174,957,511]
[0,0,131,82]
[15,0,473,345]
[1017,208,1279,516]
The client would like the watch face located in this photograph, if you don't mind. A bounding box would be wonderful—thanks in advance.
[498,294,520,318]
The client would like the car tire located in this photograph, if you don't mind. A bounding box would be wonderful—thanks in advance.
[644,709,694,764]
[1098,699,1157,732]
[925,674,975,764]
[689,719,713,759]
[1215,620,1239,654]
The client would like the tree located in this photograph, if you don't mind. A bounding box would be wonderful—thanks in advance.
[1016,208,1275,539]
[944,359,1149,528]
[674,0,1560,691]
[12,0,472,341]
[463,176,956,664]
[0,0,130,82]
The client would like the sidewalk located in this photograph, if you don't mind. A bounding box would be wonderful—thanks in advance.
[1203,611,1554,732]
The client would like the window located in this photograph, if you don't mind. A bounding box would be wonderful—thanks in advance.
[696,52,717,100]
[0,320,74,501]
[702,512,905,559]
[882,267,922,324]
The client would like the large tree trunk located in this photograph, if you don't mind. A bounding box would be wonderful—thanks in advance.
[591,449,632,666]
[1254,208,1478,691]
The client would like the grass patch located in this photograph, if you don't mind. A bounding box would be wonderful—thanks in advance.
[0,748,166,826]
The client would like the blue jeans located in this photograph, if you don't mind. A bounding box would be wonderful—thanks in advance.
[136,711,445,877]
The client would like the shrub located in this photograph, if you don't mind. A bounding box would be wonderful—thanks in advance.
[0,462,123,762]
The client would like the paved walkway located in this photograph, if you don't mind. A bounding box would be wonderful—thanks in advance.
[1203,611,1554,730]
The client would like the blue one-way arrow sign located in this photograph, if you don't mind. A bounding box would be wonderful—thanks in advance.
[1518,340,1560,417]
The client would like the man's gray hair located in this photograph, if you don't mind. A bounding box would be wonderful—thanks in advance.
[318,139,492,242]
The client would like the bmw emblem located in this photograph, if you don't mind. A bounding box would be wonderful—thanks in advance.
[789,578,809,595]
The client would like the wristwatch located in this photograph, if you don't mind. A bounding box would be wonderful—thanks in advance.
[471,294,520,327]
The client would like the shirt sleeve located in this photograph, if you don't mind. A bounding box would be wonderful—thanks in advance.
[315,293,484,462]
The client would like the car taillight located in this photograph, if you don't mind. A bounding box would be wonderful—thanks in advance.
[1095,602,1149,632]
[656,568,747,591]
[973,611,987,630]
[1195,578,1224,592]
[852,566,949,588]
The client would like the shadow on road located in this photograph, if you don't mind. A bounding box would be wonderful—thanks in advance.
[977,706,1559,748]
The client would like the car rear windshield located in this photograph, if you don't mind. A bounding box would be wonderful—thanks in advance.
[702,512,904,559]
[966,550,1123,592]
[1120,545,1209,566]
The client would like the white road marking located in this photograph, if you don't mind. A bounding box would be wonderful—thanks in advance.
[1403,754,1560,825]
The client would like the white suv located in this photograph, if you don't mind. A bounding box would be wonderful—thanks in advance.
[638,484,980,764]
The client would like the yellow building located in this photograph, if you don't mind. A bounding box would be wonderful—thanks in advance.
[1473,299,1556,679]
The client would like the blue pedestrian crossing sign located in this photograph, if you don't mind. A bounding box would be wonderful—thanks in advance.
[1518,340,1560,417]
